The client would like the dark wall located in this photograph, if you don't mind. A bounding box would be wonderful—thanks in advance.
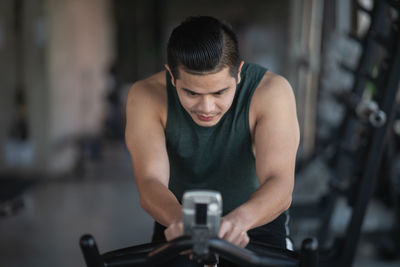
[113,0,290,83]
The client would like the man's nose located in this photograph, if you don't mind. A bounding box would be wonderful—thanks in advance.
[197,95,215,114]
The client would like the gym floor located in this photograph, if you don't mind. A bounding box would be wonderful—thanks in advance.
[0,141,399,267]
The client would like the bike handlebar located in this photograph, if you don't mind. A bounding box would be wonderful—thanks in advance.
[80,234,318,267]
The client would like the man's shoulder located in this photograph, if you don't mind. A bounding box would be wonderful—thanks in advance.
[250,71,295,118]
[129,71,166,97]
[126,71,168,127]
[127,71,167,108]
[255,71,293,101]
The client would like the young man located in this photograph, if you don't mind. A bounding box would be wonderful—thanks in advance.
[125,16,299,265]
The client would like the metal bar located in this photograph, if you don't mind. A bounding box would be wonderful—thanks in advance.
[337,18,400,267]
[316,0,390,248]
[102,241,164,259]
[352,0,386,96]
[208,238,299,267]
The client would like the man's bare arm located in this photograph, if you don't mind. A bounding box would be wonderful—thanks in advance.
[220,74,300,239]
[125,78,181,227]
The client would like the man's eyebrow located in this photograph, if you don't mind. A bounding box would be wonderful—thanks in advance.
[182,87,229,95]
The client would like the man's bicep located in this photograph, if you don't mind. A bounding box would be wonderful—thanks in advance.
[125,86,170,186]
[254,80,300,184]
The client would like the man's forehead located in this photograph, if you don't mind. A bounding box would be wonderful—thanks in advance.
[177,65,231,77]
[177,70,235,93]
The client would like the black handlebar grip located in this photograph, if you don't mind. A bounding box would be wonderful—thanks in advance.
[80,234,104,267]
[300,238,319,267]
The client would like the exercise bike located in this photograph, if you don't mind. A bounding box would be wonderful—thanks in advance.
[80,190,318,267]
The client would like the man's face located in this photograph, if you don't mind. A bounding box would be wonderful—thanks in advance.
[169,63,243,127]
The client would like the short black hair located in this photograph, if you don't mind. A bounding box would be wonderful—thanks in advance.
[167,16,240,79]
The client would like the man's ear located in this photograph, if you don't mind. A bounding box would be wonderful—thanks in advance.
[164,64,176,87]
[236,61,244,84]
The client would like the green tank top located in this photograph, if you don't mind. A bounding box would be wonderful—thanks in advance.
[165,63,267,215]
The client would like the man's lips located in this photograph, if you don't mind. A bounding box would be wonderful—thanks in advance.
[197,114,215,122]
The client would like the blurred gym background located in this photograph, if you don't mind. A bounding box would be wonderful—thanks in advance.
[0,0,399,266]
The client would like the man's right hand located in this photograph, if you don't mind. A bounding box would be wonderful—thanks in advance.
[164,221,184,241]
[165,221,193,257]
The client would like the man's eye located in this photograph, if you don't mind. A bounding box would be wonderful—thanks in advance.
[187,91,197,96]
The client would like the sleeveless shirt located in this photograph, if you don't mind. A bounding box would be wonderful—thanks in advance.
[165,63,267,215]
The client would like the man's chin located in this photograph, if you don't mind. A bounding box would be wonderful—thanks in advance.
[195,121,217,127]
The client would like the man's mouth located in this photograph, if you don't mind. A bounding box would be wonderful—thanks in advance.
[196,114,215,122]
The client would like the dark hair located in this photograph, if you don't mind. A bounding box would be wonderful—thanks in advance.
[167,16,240,79]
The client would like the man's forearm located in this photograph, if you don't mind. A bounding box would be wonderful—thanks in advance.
[226,175,292,231]
[137,178,182,227]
